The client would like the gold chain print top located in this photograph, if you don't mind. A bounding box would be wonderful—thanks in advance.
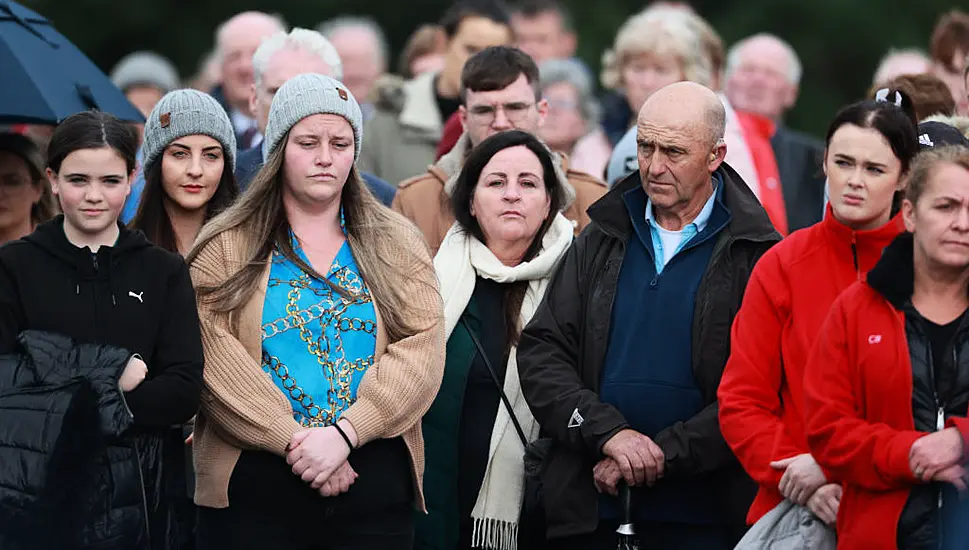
[260,229,377,427]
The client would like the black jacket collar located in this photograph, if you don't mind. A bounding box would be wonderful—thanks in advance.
[867,232,915,309]
[587,161,780,244]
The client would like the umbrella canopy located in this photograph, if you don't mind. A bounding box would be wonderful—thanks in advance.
[0,0,144,125]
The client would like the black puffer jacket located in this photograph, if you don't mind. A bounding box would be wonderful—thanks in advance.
[866,233,969,550]
[0,331,176,549]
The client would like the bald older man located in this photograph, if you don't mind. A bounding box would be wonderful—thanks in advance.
[519,82,779,549]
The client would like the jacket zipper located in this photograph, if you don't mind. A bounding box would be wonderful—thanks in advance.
[851,232,860,280]
[90,253,101,342]
[935,347,959,550]
[925,330,948,550]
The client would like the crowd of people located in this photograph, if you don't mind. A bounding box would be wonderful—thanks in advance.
[2,1,969,549]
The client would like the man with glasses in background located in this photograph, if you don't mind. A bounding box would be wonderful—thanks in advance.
[392,46,606,255]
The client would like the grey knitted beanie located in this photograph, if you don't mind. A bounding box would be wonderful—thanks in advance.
[142,89,237,172]
[263,73,363,161]
[110,51,180,94]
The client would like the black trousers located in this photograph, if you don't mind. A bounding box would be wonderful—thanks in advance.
[554,521,738,550]
[196,437,414,550]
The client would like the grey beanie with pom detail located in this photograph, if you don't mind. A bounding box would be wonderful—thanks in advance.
[142,89,237,172]
[262,73,363,162]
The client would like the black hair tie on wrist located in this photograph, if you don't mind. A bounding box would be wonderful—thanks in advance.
[333,422,354,452]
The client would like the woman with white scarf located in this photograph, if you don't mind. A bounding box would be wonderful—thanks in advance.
[416,130,576,550]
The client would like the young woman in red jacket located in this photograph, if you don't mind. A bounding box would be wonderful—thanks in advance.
[804,146,969,550]
[718,91,919,527]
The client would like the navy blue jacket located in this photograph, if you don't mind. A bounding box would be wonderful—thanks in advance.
[598,183,729,525]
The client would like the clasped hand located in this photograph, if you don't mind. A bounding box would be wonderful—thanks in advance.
[770,453,826,506]
[598,429,665,490]
[909,428,968,491]
[286,426,358,497]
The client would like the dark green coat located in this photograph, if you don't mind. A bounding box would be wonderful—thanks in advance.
[414,299,482,550]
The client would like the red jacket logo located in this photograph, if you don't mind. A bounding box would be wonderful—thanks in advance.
[868,334,882,344]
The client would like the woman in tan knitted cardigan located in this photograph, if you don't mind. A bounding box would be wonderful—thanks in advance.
[186,74,445,549]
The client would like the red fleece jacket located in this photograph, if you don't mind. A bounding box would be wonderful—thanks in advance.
[804,282,967,550]
[804,281,969,549]
[718,208,903,524]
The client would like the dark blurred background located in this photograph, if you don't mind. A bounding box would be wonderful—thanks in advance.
[21,0,959,136]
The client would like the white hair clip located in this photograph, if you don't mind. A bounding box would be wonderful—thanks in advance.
[874,88,903,107]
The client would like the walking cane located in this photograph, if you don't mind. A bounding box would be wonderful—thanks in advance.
[616,482,640,549]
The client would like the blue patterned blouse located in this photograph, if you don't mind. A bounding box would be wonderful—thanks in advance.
[261,223,376,428]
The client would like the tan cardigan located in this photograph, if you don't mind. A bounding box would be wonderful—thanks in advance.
[189,224,445,510]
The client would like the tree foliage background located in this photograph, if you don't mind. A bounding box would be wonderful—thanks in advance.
[20,0,963,137]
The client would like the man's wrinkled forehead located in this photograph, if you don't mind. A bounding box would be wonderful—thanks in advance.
[637,108,707,145]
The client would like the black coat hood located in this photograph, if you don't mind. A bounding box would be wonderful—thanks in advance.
[866,231,915,308]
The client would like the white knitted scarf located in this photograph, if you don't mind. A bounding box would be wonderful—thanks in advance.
[434,214,574,550]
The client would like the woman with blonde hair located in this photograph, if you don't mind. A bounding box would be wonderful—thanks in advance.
[603,7,761,226]
[188,73,445,549]
[598,5,712,147]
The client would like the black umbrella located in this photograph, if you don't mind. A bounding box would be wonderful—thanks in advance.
[0,0,143,124]
[616,483,640,549]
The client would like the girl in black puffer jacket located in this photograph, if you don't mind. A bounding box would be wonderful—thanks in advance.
[0,111,204,549]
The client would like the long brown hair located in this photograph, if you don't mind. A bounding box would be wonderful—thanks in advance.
[187,131,435,342]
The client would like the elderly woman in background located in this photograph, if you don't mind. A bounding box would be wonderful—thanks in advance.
[598,6,712,147]
[417,130,575,550]
[188,73,445,549]
[0,132,56,245]
[603,7,763,228]
[538,59,612,180]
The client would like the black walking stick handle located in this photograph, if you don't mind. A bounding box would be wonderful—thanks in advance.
[617,482,635,536]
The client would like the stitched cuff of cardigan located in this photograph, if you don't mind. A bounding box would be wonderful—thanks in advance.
[342,399,383,446]
[263,415,303,456]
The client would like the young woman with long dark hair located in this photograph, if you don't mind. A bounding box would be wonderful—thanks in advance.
[719,90,919,527]
[804,146,969,550]
[130,89,238,255]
